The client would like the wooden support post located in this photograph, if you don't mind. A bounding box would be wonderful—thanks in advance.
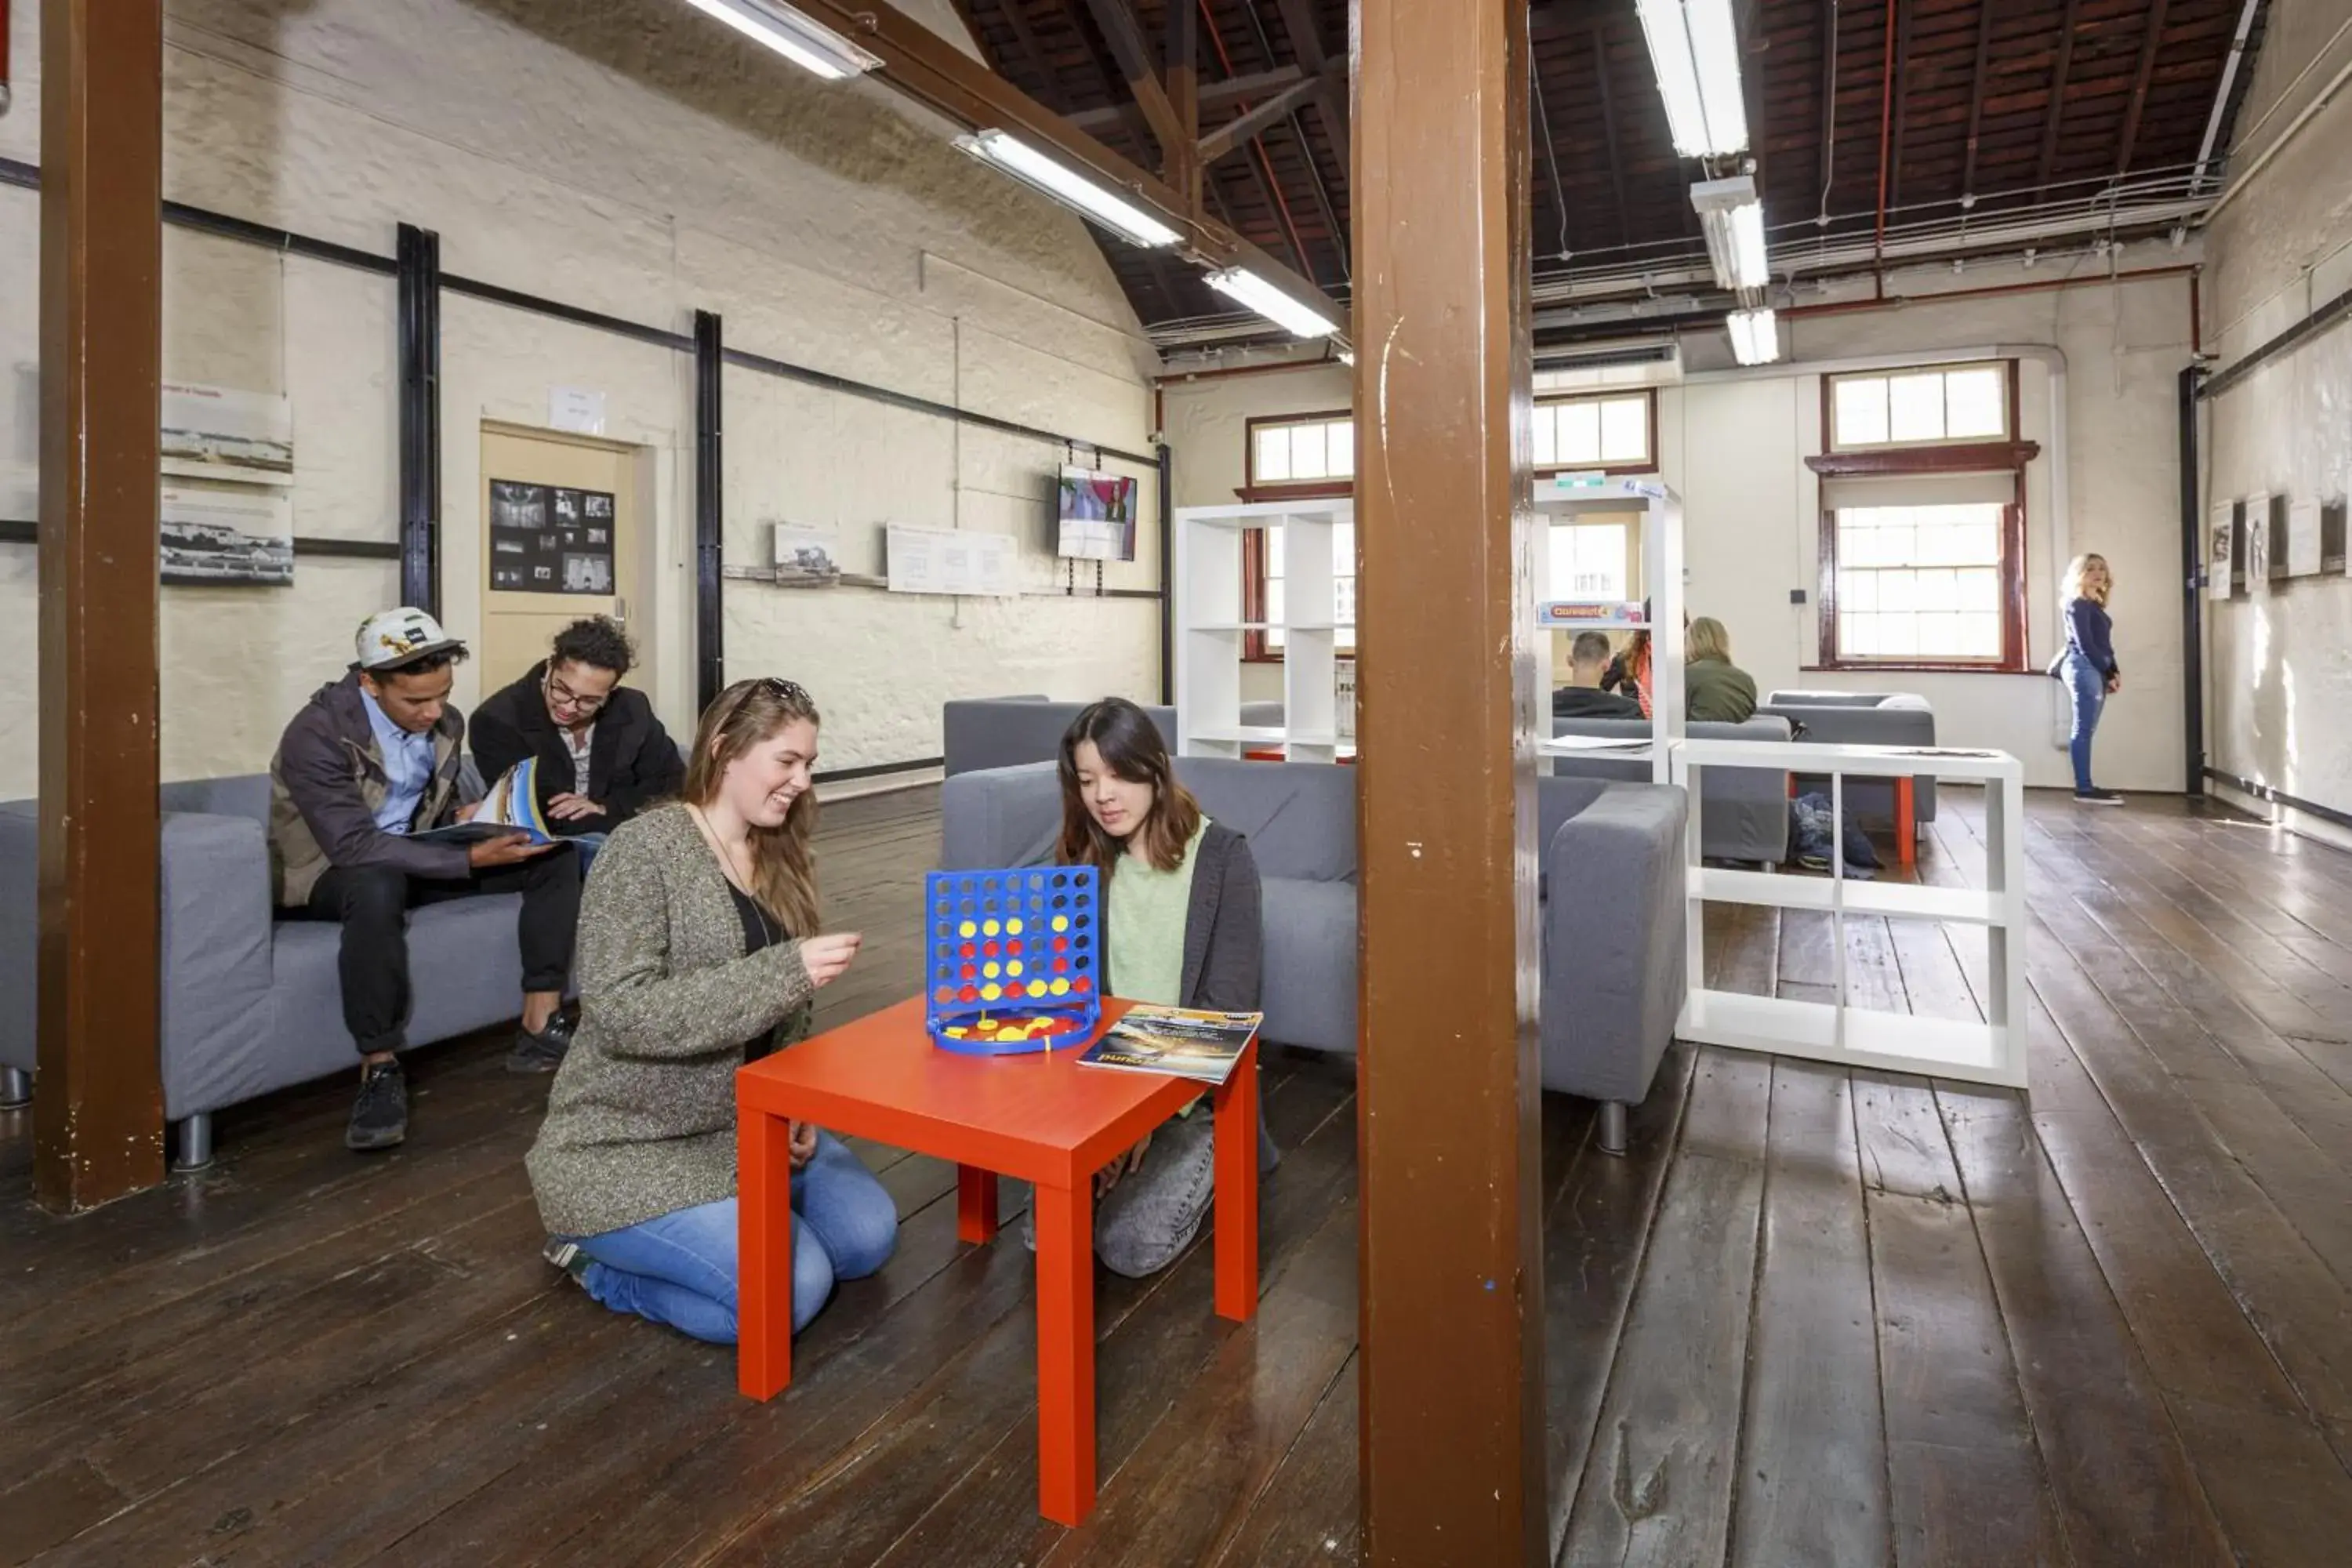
[1354,0,1543,1562]
[36,0,165,1211]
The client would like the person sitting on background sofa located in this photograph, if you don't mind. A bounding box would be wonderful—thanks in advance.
[271,608,583,1153]
[1022,696,1281,1279]
[1686,615,1759,722]
[1553,630,1644,719]
[470,615,684,866]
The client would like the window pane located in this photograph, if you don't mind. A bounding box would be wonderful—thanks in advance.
[1958,566,2000,612]
[1327,421,1356,477]
[1887,372,1946,442]
[1877,615,1919,657]
[1289,423,1327,481]
[1558,401,1601,466]
[1838,569,1878,612]
[1532,405,1559,467]
[1944,368,2005,438]
[1878,571,1922,612]
[1916,612,1964,655]
[1842,613,1876,655]
[1917,568,1960,612]
[1254,426,1292,483]
[1958,612,1999,654]
[1834,377,1889,446]
[1265,577,1285,625]
[1600,397,1648,463]
[1334,575,1357,625]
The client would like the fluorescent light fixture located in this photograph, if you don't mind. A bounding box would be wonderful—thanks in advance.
[1726,307,1780,366]
[1691,175,1769,290]
[954,129,1181,249]
[680,0,882,80]
[1635,0,1748,157]
[1203,267,1339,339]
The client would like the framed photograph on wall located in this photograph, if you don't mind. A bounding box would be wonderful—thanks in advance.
[2245,492,2271,591]
[1056,466,1138,562]
[2208,501,2234,601]
[160,485,294,586]
[161,383,294,488]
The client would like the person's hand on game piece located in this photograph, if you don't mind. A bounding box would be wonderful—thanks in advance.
[1096,1131,1152,1198]
[787,1120,819,1169]
[548,792,608,822]
[798,931,862,988]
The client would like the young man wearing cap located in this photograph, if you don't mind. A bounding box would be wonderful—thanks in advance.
[270,608,583,1152]
[469,615,684,862]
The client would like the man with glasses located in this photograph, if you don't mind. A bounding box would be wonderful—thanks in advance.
[472,617,686,871]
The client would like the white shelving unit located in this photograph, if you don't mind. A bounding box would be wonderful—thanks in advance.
[1534,475,1685,785]
[1173,498,1350,763]
[1671,739,2029,1088]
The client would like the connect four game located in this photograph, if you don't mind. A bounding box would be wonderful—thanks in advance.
[924,866,1102,1056]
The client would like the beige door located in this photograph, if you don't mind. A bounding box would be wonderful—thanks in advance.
[479,424,644,693]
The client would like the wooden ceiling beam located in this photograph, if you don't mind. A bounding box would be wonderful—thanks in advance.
[2036,0,2085,191]
[1594,24,1634,249]
[790,0,1338,320]
[1198,64,1336,164]
[1079,0,1185,158]
[1887,0,1911,215]
[1165,0,1200,208]
[1064,63,1306,133]
[1817,0,1838,219]
[1960,0,1996,198]
[2117,0,2170,175]
[1272,0,1348,144]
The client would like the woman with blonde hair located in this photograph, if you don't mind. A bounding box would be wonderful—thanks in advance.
[527,677,897,1342]
[1684,615,1758,722]
[2059,554,2123,804]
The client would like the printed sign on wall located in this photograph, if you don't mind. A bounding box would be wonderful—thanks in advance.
[489,480,615,594]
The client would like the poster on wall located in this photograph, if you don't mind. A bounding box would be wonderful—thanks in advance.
[1056,466,1138,562]
[161,383,294,487]
[160,485,293,586]
[489,479,615,594]
[2208,502,2235,600]
[2245,492,2272,590]
[2288,498,2323,576]
[887,523,1019,597]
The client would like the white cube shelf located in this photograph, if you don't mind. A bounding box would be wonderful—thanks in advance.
[1174,499,1352,764]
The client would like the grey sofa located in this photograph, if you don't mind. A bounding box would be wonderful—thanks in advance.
[942,697,1179,778]
[1760,690,1938,827]
[0,769,541,1167]
[1548,715,1794,866]
[940,757,1689,1152]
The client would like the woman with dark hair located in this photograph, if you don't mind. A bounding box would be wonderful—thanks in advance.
[527,677,897,1343]
[1036,697,1279,1277]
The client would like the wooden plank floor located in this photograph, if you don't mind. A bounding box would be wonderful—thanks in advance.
[6,785,2352,1566]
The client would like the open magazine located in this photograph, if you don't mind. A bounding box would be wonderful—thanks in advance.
[1077,1004,1262,1087]
[413,757,561,846]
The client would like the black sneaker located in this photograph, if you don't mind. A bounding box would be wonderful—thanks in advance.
[2073,789,2125,806]
[507,1013,574,1074]
[543,1236,593,1291]
[346,1059,408,1150]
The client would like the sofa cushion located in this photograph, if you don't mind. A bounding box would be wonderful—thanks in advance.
[161,774,273,825]
[1260,877,1356,1053]
[1176,758,1356,883]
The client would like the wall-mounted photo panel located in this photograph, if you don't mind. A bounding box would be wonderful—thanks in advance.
[2209,501,2235,601]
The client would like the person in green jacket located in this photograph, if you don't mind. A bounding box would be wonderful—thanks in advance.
[1686,616,1759,723]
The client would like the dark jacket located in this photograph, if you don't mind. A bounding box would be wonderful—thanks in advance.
[1552,684,1644,720]
[1094,822,1262,1013]
[1686,658,1759,724]
[2065,597,2118,678]
[268,673,470,906]
[470,660,686,835]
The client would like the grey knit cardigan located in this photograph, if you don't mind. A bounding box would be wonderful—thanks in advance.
[526,804,815,1239]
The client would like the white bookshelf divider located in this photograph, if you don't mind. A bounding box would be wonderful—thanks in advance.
[1534,475,1685,785]
[1174,498,1352,762]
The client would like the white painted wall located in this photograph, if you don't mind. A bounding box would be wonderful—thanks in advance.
[0,0,1159,797]
[2199,0,2352,844]
[1162,253,2197,789]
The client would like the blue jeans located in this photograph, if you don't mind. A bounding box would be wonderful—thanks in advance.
[2063,653,2107,793]
[568,1131,898,1344]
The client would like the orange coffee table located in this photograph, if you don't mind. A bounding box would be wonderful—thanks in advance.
[734,995,1260,1526]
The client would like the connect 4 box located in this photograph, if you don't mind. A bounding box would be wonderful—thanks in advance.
[923,866,1102,1056]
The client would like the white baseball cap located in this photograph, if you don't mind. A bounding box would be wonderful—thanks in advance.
[353,607,468,672]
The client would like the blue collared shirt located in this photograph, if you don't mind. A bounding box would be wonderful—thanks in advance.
[360,687,436,834]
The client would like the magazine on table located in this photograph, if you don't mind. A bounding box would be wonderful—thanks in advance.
[412,757,561,846]
[1077,1004,1262,1087]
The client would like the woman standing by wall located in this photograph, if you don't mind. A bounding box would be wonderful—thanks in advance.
[2060,554,2124,804]
[528,677,898,1343]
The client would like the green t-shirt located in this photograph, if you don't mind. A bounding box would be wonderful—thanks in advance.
[1107,819,1206,1007]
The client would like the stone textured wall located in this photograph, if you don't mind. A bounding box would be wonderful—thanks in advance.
[2201,0,2352,840]
[0,0,1159,795]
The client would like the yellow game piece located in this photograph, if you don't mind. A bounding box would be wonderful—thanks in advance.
[958,920,976,938]
[983,918,1000,936]
[1051,915,1069,933]
[983,961,1000,978]
[981,983,1001,1001]
[1029,980,1048,998]
[1051,978,1070,996]
[1007,917,1025,935]
[1007,960,1025,978]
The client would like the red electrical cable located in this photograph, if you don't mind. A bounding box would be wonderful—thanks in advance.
[1196,0,1315,281]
